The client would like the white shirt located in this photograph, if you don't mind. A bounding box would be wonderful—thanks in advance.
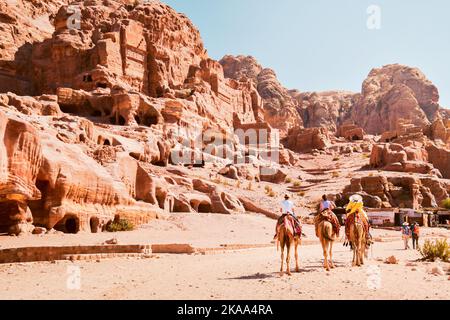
[281,200,295,216]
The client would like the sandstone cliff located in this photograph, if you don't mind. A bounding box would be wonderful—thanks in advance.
[220,55,303,136]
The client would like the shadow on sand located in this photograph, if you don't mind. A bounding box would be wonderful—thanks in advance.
[219,268,316,281]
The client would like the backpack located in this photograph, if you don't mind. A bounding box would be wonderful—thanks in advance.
[413,225,420,235]
[402,226,410,236]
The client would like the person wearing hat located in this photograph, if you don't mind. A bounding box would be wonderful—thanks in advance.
[401,221,411,250]
[273,195,301,239]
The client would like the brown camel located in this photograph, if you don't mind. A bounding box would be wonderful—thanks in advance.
[316,220,336,271]
[349,218,366,267]
[276,216,300,276]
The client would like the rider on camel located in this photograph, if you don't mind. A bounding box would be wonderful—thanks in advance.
[273,195,302,239]
[314,195,341,237]
[344,194,372,248]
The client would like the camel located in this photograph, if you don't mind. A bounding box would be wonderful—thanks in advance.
[345,194,369,267]
[348,214,367,267]
[316,220,336,271]
[276,216,300,276]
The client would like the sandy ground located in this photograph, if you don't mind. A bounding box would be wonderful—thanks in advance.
[0,213,449,300]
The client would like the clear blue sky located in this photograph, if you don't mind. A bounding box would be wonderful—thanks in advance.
[163,0,450,108]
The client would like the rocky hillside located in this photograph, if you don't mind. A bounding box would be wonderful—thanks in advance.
[220,55,303,136]
[0,0,449,236]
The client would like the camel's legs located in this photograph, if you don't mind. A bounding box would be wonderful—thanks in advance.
[286,240,291,276]
[356,241,362,267]
[322,239,330,271]
[294,239,299,272]
[280,240,284,274]
[360,242,365,266]
[329,241,335,269]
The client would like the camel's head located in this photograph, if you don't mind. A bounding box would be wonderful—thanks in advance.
[346,194,364,214]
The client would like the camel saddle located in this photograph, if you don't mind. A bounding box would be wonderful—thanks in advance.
[276,214,302,238]
[314,210,341,237]
[345,212,369,240]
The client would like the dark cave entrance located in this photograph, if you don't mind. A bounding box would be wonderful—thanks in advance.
[90,217,100,233]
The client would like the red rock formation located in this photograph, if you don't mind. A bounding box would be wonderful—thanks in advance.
[0,110,42,234]
[219,55,303,136]
[343,175,448,210]
[291,91,358,132]
[426,143,450,179]
[282,127,331,153]
[370,143,436,175]
[351,64,440,134]
[425,117,450,146]
[337,123,365,141]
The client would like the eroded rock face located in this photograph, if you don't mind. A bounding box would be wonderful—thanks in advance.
[343,175,448,210]
[291,91,358,132]
[0,110,42,234]
[337,123,365,141]
[352,64,440,134]
[220,55,303,136]
[1,0,450,237]
[426,144,450,179]
[369,143,435,175]
[426,118,450,146]
[282,127,331,153]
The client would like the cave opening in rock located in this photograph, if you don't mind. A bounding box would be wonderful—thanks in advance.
[83,74,93,82]
[352,135,361,141]
[118,115,126,126]
[90,217,100,233]
[143,114,158,127]
[64,217,79,234]
[134,115,141,125]
[91,110,102,117]
[198,201,212,213]
[96,82,108,89]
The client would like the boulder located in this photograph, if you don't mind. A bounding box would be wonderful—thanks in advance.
[283,127,331,153]
[259,168,287,184]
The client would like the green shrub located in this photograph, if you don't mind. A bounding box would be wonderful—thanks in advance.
[293,180,302,187]
[106,219,135,232]
[419,239,450,262]
[442,198,450,209]
[285,177,292,183]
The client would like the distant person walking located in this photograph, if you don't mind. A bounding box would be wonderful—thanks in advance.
[410,222,420,250]
[401,222,411,250]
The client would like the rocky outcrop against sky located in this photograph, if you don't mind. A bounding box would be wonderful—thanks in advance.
[220,55,303,136]
[351,64,441,134]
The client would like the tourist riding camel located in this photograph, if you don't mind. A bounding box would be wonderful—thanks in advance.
[274,195,302,239]
[314,195,341,238]
[345,194,371,266]
[344,194,372,248]
[276,214,301,276]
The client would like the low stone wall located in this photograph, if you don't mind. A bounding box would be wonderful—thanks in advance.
[0,244,152,264]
